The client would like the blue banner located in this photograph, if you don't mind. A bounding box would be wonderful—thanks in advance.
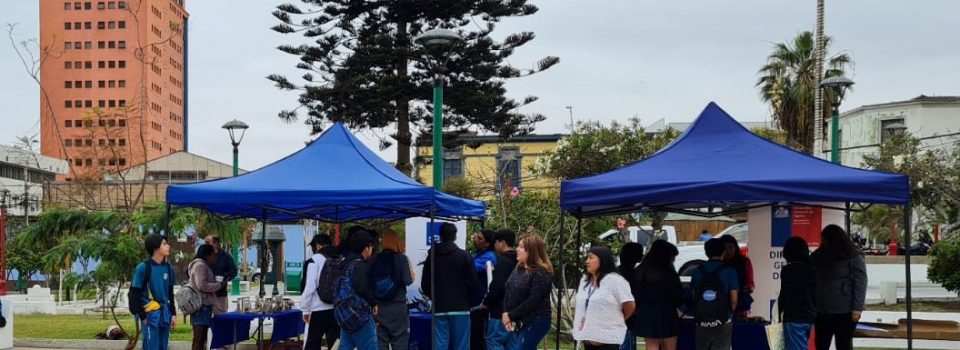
[771,205,792,247]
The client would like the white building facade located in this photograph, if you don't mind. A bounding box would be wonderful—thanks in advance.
[0,144,69,217]
[832,95,960,167]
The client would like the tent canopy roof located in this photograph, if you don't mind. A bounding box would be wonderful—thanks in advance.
[560,102,909,217]
[167,123,485,222]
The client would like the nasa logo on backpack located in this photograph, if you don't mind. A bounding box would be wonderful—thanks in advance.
[163,273,169,281]
[702,289,717,302]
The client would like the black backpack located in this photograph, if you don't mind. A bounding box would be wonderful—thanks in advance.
[299,258,315,294]
[318,254,346,304]
[694,265,731,327]
[369,253,401,302]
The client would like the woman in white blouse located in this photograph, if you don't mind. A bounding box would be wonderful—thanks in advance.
[573,247,637,350]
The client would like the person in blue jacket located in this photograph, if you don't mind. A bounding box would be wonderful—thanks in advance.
[131,234,177,350]
[470,229,497,350]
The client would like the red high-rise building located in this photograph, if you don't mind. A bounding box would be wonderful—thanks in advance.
[39,1,188,179]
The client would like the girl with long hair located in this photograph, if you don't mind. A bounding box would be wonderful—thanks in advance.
[502,235,554,350]
[811,225,867,350]
[618,243,644,350]
[719,234,754,317]
[189,244,223,350]
[573,247,636,350]
[631,240,682,350]
[778,237,817,350]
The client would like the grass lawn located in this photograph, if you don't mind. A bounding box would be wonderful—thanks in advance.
[14,314,194,341]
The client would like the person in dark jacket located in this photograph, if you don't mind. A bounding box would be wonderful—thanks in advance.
[421,223,477,350]
[470,229,497,350]
[502,235,553,350]
[372,231,414,350]
[618,243,643,350]
[632,240,682,350]
[204,235,238,313]
[778,237,817,350]
[482,229,519,350]
[339,230,379,350]
[810,225,867,350]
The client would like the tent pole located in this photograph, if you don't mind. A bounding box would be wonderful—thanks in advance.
[258,210,267,350]
[556,211,565,350]
[844,202,851,236]
[429,209,437,350]
[164,203,171,237]
[904,204,913,350]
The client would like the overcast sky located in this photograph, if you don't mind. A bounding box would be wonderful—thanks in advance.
[2,0,959,171]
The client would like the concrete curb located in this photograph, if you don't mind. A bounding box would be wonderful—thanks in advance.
[13,339,260,350]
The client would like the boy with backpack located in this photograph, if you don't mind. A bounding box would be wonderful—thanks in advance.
[335,230,379,350]
[129,234,177,350]
[690,238,739,350]
[369,231,414,350]
[301,234,340,350]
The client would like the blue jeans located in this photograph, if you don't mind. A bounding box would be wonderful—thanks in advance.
[784,322,813,350]
[434,314,470,350]
[514,315,551,350]
[339,320,378,350]
[190,305,213,326]
[620,329,636,350]
[487,318,518,350]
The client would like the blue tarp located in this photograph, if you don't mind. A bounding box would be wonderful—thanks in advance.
[167,123,485,222]
[560,102,910,217]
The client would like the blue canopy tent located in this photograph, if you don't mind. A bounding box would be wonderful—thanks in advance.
[558,103,916,348]
[166,123,484,350]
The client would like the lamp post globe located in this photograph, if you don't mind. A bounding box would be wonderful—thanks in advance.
[819,76,854,164]
[415,28,463,190]
[221,119,248,296]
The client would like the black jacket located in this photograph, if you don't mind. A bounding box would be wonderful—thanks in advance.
[632,263,683,307]
[482,250,518,318]
[344,253,377,307]
[211,250,238,297]
[370,251,413,303]
[503,267,552,326]
[421,241,477,313]
[778,261,818,323]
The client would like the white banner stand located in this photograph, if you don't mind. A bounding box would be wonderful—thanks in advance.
[404,218,468,304]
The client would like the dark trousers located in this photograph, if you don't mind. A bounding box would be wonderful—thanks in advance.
[583,344,620,350]
[814,313,855,350]
[305,310,340,350]
[470,309,488,350]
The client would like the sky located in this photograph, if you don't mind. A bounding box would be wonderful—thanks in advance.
[2,0,959,171]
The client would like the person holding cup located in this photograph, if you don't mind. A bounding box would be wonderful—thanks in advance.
[189,244,225,350]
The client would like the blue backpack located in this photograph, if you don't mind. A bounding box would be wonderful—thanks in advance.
[369,253,400,302]
[334,259,372,332]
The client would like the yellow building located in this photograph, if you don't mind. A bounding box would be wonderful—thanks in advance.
[416,134,564,198]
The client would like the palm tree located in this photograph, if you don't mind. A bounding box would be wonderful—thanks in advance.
[757,31,851,154]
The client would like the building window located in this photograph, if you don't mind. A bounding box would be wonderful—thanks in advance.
[65,42,72,50]
[98,21,105,29]
[84,41,92,49]
[118,60,126,68]
[65,61,72,69]
[880,118,906,144]
[98,61,105,68]
[65,100,72,108]
[118,119,126,127]
[108,41,115,49]
[97,2,105,9]
[497,148,522,190]
[84,2,92,10]
[74,2,81,10]
[118,1,126,9]
[119,100,126,107]
[65,120,73,128]
[119,138,126,146]
[118,41,126,49]
[65,81,73,88]
[75,159,82,166]
[84,139,92,147]
[65,139,73,147]
[84,100,91,108]
[85,61,92,69]
[84,22,91,30]
[108,80,116,88]
[85,159,92,167]
[108,60,116,68]
[119,158,126,166]
[98,100,106,108]
[65,22,72,30]
[118,21,126,29]
[108,21,115,29]
[442,148,464,179]
[98,41,106,49]
[108,2,115,9]
[65,2,72,10]
[118,80,126,88]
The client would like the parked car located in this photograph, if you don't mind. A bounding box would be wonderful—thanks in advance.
[596,225,679,247]
[675,223,749,273]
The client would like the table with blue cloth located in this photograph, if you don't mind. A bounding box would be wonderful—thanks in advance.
[409,312,432,350]
[210,309,305,349]
[677,319,770,350]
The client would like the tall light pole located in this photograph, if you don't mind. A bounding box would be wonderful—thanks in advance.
[819,76,854,164]
[222,119,249,295]
[566,106,575,132]
[415,28,463,190]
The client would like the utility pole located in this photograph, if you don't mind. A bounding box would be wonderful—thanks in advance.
[813,0,826,158]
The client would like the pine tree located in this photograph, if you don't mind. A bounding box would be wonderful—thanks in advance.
[269,0,559,174]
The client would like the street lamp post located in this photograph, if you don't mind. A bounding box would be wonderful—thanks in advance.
[222,119,249,296]
[819,76,855,164]
[415,28,463,190]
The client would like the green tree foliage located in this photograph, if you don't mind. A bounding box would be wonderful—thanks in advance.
[757,31,852,153]
[534,119,680,180]
[928,236,960,293]
[750,126,803,151]
[7,235,43,291]
[269,0,559,174]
